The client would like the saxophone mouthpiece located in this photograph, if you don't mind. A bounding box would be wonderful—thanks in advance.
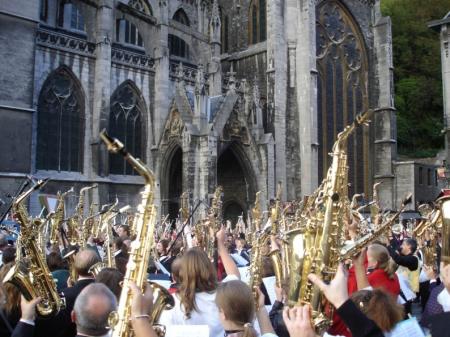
[100,129,124,154]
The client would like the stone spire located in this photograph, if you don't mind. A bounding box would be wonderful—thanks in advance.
[209,0,221,44]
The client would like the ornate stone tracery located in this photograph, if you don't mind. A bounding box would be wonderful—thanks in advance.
[163,109,184,143]
[316,0,369,194]
[222,103,251,145]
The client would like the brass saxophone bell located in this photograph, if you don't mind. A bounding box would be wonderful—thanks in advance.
[108,310,119,327]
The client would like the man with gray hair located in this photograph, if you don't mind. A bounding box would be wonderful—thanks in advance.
[11,283,117,337]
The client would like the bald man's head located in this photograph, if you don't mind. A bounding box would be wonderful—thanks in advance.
[74,248,101,277]
[72,283,117,336]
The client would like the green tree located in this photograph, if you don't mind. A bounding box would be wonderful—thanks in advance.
[381,0,450,157]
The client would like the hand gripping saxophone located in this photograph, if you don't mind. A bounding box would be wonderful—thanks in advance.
[4,178,65,317]
[100,130,174,337]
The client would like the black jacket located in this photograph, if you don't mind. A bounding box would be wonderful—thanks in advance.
[34,278,95,337]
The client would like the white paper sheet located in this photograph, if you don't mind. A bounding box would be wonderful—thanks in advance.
[165,325,209,337]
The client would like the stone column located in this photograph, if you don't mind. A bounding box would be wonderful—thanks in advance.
[429,15,450,170]
[296,0,318,197]
[266,0,287,200]
[91,0,113,207]
[373,3,396,209]
[154,1,170,144]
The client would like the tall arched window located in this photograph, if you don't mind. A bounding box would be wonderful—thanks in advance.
[109,82,145,175]
[173,8,190,26]
[36,67,84,172]
[116,19,144,47]
[128,0,152,16]
[248,0,266,45]
[220,8,229,53]
[168,34,189,59]
[316,1,370,195]
[58,0,85,31]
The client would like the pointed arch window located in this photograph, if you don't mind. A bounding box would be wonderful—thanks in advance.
[316,1,370,195]
[37,67,84,172]
[173,8,190,26]
[109,82,145,175]
[248,0,266,45]
[58,0,85,31]
[128,0,153,16]
[168,34,189,59]
[220,7,229,53]
[116,19,144,47]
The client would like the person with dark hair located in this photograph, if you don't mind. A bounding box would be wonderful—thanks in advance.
[46,252,69,292]
[116,224,130,240]
[0,263,21,337]
[95,268,124,300]
[1,247,15,265]
[0,234,8,268]
[388,238,420,315]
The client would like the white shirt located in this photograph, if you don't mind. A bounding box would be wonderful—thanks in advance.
[159,275,239,337]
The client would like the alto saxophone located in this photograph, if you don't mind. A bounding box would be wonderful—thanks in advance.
[4,178,65,317]
[49,187,74,246]
[268,183,285,288]
[100,130,174,337]
[75,184,98,246]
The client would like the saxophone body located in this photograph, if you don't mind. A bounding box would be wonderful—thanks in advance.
[5,179,65,317]
[206,186,223,260]
[50,187,73,246]
[437,193,450,266]
[100,130,173,337]
[289,110,373,329]
[75,184,98,245]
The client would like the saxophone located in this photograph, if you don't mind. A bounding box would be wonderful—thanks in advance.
[49,187,74,246]
[413,205,441,268]
[4,178,65,317]
[100,130,174,337]
[288,110,373,329]
[436,193,450,266]
[74,184,98,246]
[89,199,120,276]
[339,194,412,260]
[248,191,266,309]
[206,186,223,261]
[268,183,284,288]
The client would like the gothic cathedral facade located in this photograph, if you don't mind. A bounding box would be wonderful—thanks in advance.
[0,0,396,222]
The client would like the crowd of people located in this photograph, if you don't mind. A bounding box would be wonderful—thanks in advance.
[0,216,449,337]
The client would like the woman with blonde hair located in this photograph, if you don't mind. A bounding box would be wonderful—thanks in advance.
[215,280,277,337]
[159,227,240,337]
[354,244,400,296]
[0,262,21,337]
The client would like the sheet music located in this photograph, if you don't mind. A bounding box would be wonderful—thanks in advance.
[262,276,277,304]
[165,325,209,337]
[385,317,425,337]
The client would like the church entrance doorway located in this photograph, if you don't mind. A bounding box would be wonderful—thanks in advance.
[217,143,255,226]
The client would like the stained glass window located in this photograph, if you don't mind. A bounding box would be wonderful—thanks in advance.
[37,67,84,172]
[116,19,144,47]
[248,0,267,45]
[316,0,370,195]
[168,34,189,59]
[109,82,145,175]
[173,8,190,26]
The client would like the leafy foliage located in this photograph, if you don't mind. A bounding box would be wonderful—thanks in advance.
[381,0,450,157]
